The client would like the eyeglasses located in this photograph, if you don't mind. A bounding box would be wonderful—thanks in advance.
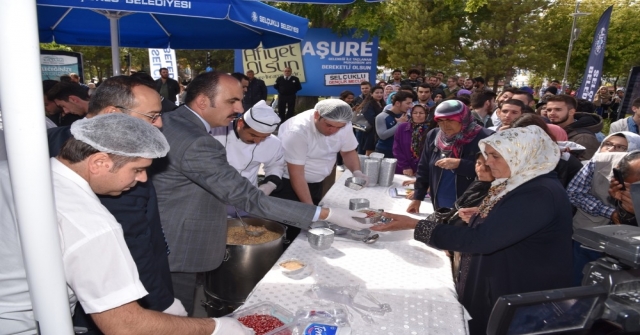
[602,141,627,152]
[115,106,162,123]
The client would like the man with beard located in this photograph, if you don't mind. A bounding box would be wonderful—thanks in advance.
[546,95,602,160]
[463,78,475,91]
[154,68,180,103]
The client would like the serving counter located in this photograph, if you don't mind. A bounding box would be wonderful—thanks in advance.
[242,172,471,334]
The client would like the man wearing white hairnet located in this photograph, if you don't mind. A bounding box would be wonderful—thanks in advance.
[272,99,369,205]
[0,113,253,334]
[210,100,284,195]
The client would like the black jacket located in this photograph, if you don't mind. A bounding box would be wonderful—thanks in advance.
[413,127,494,208]
[273,75,302,96]
[420,173,573,335]
[154,77,181,102]
[47,126,174,333]
[243,78,268,111]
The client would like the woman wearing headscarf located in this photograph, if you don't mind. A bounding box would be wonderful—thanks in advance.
[392,104,429,176]
[593,85,613,118]
[567,131,640,285]
[373,126,573,335]
[511,114,582,188]
[407,100,493,213]
[383,85,394,104]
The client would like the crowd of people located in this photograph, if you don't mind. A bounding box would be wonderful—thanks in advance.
[1,66,640,335]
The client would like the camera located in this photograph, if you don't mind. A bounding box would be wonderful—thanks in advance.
[486,225,640,335]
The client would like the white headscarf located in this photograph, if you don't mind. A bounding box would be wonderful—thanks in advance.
[597,131,640,152]
[477,125,560,217]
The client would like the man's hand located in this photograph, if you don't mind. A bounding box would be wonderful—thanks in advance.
[325,207,372,230]
[407,199,421,213]
[402,168,414,177]
[434,158,460,170]
[370,212,419,232]
[396,113,409,124]
[352,170,370,187]
[610,179,635,213]
[611,211,621,225]
[212,317,254,335]
[258,182,277,196]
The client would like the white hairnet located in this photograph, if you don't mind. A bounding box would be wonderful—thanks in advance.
[315,99,353,123]
[70,113,169,158]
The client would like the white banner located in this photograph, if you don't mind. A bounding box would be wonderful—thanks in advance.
[324,72,369,86]
[148,48,178,80]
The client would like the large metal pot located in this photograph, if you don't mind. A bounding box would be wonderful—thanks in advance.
[203,218,285,317]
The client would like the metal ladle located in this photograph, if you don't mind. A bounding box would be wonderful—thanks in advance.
[234,207,264,237]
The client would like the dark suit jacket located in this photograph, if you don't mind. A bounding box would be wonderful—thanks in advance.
[243,78,268,111]
[47,126,174,331]
[150,105,317,273]
[154,77,181,102]
[161,96,178,113]
[273,75,302,96]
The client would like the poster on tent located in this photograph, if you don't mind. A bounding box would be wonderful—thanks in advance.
[234,28,379,97]
[149,48,178,80]
[40,50,84,82]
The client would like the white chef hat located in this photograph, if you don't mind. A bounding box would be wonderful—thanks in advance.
[243,100,281,133]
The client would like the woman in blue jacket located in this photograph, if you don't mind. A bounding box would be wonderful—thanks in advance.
[407,100,493,213]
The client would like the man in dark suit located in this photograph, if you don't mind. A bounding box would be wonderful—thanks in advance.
[243,70,267,111]
[273,67,302,122]
[150,72,372,315]
[154,67,181,103]
[47,76,183,334]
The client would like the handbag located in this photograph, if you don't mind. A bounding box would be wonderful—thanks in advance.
[351,105,371,132]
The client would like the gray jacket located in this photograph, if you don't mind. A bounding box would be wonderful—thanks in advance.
[151,105,317,272]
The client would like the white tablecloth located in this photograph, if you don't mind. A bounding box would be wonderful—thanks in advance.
[243,172,470,334]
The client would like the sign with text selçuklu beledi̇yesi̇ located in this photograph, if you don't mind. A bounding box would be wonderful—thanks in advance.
[235,28,379,97]
[40,50,84,82]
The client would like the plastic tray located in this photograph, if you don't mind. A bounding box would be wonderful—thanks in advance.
[230,302,295,335]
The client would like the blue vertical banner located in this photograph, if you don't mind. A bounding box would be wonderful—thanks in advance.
[577,6,613,100]
[235,28,379,96]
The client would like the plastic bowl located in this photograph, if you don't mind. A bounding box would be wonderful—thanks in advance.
[279,258,307,276]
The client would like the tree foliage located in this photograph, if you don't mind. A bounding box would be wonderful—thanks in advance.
[533,0,640,88]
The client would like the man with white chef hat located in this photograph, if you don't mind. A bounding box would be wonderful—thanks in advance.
[211,100,284,196]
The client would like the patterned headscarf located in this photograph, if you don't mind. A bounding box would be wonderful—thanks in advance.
[434,100,483,158]
[410,105,429,159]
[477,125,560,217]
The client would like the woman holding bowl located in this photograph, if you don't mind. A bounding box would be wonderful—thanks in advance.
[373,126,573,335]
[407,100,493,213]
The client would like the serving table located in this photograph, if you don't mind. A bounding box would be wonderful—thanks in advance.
[242,172,471,334]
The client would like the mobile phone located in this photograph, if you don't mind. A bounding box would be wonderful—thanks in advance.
[612,168,626,190]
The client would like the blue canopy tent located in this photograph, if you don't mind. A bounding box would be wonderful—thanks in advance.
[37,0,309,75]
[249,0,383,3]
